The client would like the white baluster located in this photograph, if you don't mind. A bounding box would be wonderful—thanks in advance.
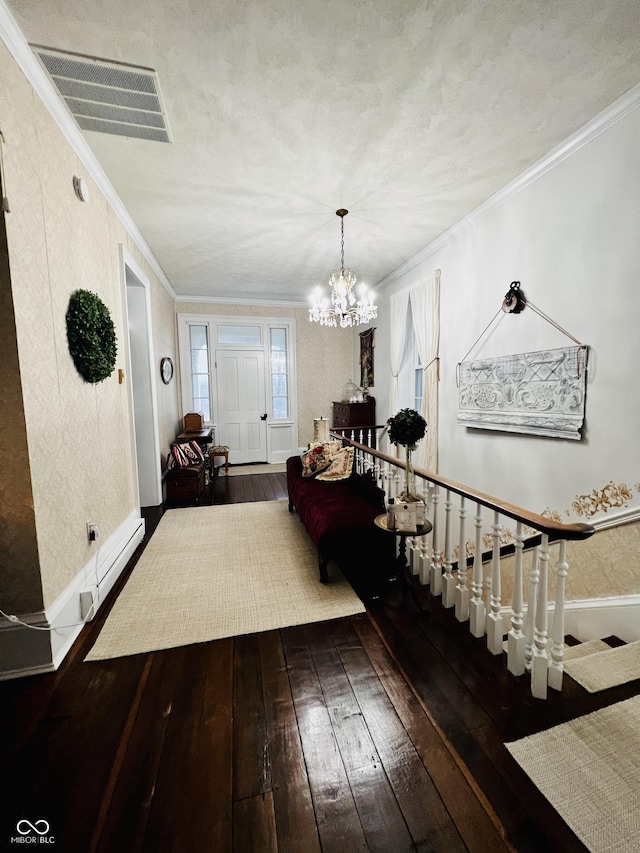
[384,461,393,499]
[429,486,442,595]
[531,535,550,700]
[507,522,526,676]
[374,455,383,490]
[455,496,469,622]
[442,490,455,608]
[408,534,420,576]
[486,511,503,655]
[524,546,539,672]
[419,524,430,586]
[548,540,568,692]
[469,503,485,637]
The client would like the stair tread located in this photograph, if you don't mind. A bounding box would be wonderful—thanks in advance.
[562,639,611,660]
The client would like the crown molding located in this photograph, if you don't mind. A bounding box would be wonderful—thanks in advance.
[174,293,308,308]
[0,0,177,300]
[378,81,640,290]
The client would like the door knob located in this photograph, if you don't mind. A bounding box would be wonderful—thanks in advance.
[260,413,267,420]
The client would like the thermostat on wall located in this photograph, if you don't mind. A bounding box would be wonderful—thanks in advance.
[73,175,90,203]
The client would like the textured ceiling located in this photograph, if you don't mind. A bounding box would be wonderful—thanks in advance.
[6,0,640,303]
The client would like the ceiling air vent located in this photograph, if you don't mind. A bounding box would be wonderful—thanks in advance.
[33,48,171,143]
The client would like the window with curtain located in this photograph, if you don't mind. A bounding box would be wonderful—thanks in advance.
[391,270,441,471]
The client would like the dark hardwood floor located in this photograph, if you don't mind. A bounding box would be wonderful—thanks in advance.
[2,470,638,852]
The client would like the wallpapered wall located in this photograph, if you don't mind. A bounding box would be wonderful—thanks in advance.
[0,41,178,613]
[175,302,353,447]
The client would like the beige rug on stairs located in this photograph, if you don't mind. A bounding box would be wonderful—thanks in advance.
[85,501,364,661]
[563,640,640,692]
[506,695,640,853]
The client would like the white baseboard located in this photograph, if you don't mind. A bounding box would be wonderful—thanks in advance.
[563,595,640,643]
[0,511,145,680]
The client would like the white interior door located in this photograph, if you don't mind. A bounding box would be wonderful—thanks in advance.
[216,349,267,464]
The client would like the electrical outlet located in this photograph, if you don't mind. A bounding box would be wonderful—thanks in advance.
[80,591,94,620]
[87,521,99,544]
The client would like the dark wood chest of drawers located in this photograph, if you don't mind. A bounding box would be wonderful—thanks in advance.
[332,400,376,429]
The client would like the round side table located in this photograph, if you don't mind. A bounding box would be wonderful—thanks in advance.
[374,513,433,613]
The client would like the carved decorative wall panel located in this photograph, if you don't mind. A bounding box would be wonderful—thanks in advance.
[457,346,587,439]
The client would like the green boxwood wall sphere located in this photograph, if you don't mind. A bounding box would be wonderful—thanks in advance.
[66,289,118,384]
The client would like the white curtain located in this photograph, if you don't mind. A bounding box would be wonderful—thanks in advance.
[389,288,411,419]
[409,269,441,472]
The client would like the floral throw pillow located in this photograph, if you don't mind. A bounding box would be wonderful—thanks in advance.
[301,443,331,477]
[316,446,354,481]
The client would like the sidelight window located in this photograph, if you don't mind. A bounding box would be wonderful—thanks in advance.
[188,324,211,421]
[270,327,289,420]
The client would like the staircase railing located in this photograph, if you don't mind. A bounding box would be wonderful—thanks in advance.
[332,426,595,699]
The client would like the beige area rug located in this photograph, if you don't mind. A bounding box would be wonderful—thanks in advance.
[226,463,287,477]
[506,695,640,852]
[564,640,640,693]
[85,501,364,661]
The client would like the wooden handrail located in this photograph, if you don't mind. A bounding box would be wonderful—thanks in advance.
[335,432,595,543]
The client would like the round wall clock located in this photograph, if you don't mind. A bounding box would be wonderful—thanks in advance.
[160,357,174,384]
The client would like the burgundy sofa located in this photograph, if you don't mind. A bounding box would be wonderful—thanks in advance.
[286,454,393,591]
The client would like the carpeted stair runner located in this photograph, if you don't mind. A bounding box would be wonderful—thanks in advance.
[563,638,640,693]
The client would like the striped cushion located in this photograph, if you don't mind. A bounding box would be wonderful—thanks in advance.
[181,440,205,464]
[170,443,190,468]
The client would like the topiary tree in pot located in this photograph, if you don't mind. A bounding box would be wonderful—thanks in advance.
[386,407,427,501]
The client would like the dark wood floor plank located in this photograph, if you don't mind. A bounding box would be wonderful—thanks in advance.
[331,617,468,853]
[303,620,416,853]
[233,634,272,801]
[3,655,148,853]
[369,603,592,851]
[141,641,234,853]
[355,615,514,853]
[233,792,278,853]
[93,651,196,853]
[280,625,368,852]
[258,631,321,853]
[249,474,267,502]
[257,474,278,501]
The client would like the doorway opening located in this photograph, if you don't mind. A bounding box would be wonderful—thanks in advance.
[122,248,162,507]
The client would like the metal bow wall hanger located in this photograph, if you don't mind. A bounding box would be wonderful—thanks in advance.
[457,281,588,385]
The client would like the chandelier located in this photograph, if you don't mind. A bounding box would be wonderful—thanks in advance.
[309,209,377,328]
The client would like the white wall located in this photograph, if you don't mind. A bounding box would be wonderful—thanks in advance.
[372,90,640,527]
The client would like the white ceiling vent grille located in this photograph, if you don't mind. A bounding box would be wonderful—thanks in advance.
[33,48,171,143]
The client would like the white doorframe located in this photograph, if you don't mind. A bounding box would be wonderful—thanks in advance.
[120,246,163,506]
[176,314,298,464]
